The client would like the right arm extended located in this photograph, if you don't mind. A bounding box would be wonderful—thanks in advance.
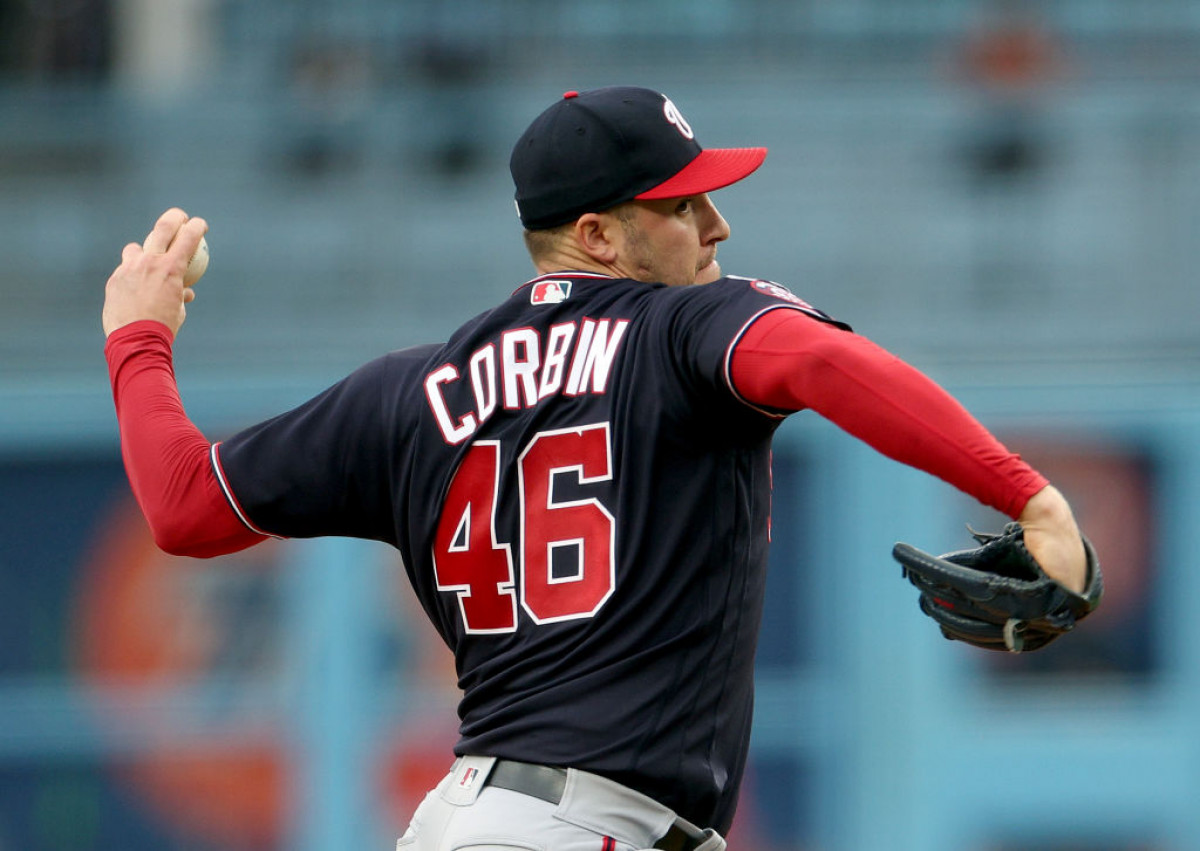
[103,209,265,557]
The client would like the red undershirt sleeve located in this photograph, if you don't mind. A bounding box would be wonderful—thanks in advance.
[104,320,267,557]
[730,308,1047,518]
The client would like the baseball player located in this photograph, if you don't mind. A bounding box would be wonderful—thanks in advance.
[102,87,1094,850]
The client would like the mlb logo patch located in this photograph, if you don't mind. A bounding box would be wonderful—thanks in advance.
[531,280,571,305]
[458,766,480,790]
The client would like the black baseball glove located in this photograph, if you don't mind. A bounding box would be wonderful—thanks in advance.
[892,522,1103,652]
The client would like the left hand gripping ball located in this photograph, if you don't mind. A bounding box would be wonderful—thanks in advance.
[184,236,209,287]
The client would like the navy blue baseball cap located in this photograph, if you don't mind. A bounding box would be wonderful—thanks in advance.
[510,87,768,230]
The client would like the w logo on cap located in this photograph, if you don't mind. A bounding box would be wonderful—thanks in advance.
[662,97,694,140]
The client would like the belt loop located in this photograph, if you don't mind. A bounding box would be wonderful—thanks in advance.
[653,820,726,851]
[690,828,726,851]
[440,755,497,807]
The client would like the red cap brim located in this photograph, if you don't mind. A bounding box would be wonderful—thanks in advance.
[635,147,767,200]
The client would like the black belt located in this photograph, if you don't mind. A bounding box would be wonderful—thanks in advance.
[485,759,697,851]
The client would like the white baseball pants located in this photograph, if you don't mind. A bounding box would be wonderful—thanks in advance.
[396,756,726,851]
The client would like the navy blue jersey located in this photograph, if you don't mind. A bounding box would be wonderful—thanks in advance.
[215,273,849,832]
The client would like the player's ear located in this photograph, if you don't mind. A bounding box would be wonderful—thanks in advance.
[573,212,620,264]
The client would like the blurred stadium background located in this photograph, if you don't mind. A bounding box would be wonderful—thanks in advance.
[1,0,1197,848]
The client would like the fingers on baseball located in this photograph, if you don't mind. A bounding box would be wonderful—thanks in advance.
[143,209,208,270]
[143,208,190,254]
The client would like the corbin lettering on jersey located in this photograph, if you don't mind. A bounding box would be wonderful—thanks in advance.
[424,318,631,444]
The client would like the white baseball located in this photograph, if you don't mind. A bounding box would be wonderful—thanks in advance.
[185,235,209,286]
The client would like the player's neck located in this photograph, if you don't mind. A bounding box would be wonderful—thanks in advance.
[533,253,622,280]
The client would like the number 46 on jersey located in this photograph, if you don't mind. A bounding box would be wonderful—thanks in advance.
[432,423,616,633]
